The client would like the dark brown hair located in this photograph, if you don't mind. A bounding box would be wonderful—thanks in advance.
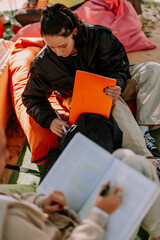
[41,3,83,50]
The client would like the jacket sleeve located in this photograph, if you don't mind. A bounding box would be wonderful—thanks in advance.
[98,31,131,92]
[68,209,108,240]
[19,192,108,240]
[18,192,46,208]
[20,192,108,240]
[22,64,57,129]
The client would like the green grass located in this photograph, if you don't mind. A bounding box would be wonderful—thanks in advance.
[141,0,160,11]
[140,0,160,37]
[3,10,21,40]
[8,141,40,186]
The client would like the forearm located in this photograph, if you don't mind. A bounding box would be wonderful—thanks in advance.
[102,56,130,92]
[22,84,57,129]
[23,97,56,129]
[24,97,56,129]
[19,192,46,208]
[68,210,108,240]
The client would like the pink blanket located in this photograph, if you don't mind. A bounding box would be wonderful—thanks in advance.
[74,0,156,52]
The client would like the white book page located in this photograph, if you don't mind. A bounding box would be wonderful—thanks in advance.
[37,133,115,212]
[78,159,160,240]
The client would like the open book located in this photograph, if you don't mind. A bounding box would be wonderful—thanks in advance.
[37,133,160,240]
[69,70,116,124]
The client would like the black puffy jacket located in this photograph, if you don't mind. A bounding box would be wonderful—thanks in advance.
[22,22,131,129]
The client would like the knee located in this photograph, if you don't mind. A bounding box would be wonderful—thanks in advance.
[113,148,158,181]
[145,61,160,72]
[112,148,135,160]
[123,155,158,182]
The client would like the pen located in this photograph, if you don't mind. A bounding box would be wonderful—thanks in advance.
[55,110,67,134]
[100,184,110,196]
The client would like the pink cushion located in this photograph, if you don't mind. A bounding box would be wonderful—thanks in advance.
[9,38,58,164]
[74,0,156,52]
[11,22,41,43]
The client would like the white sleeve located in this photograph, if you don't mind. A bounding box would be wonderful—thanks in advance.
[68,208,108,240]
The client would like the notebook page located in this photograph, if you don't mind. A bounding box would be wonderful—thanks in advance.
[78,159,160,240]
[37,133,115,212]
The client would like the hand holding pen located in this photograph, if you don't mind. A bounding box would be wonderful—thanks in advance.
[55,110,68,134]
[50,110,70,137]
[94,182,123,214]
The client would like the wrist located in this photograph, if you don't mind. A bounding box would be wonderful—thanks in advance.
[92,206,110,218]
[88,208,108,228]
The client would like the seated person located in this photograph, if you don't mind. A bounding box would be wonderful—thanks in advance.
[0,125,160,239]
[22,4,160,165]
[0,125,121,240]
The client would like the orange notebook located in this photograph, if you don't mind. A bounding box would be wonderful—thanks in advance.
[69,70,116,125]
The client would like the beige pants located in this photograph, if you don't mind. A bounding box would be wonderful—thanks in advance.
[113,149,160,239]
[112,62,160,157]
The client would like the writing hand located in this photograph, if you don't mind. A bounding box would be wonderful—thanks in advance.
[43,191,66,213]
[104,86,121,101]
[94,182,123,214]
[50,118,70,137]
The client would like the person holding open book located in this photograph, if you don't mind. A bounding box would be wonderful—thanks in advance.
[0,126,127,240]
[22,3,160,169]
[0,125,160,240]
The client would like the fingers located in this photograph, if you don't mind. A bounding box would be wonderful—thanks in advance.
[108,184,123,199]
[100,183,122,194]
[45,204,62,213]
[106,185,123,211]
[51,191,66,206]
[50,118,70,137]
[95,183,123,214]
[55,127,65,137]
[43,191,66,213]
[104,86,121,100]
[63,121,70,129]
[99,182,111,196]
[100,183,123,199]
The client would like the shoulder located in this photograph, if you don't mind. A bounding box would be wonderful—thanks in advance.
[31,45,48,67]
[82,22,115,44]
[92,24,112,34]
[82,23,117,51]
[84,22,112,37]
[30,45,56,75]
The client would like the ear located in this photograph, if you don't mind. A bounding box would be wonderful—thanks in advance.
[73,27,78,36]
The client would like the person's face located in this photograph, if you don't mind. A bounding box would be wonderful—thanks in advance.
[0,127,9,178]
[43,28,77,58]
